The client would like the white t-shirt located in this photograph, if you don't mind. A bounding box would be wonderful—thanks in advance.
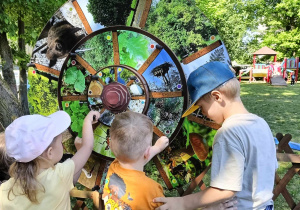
[210,114,277,210]
[0,159,75,210]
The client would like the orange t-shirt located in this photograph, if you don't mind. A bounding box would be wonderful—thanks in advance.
[102,159,164,210]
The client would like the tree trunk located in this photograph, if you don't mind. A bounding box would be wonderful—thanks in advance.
[18,16,30,115]
[0,32,18,97]
[0,77,23,128]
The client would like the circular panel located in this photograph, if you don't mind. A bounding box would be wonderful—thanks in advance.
[57,26,188,159]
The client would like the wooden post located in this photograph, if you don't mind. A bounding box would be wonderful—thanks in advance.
[273,133,300,209]
[296,57,299,82]
[283,57,287,79]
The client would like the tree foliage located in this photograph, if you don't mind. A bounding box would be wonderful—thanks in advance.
[260,0,300,59]
[87,0,132,26]
[146,0,219,61]
[27,68,58,116]
[196,0,263,64]
[196,0,300,63]
[0,0,65,126]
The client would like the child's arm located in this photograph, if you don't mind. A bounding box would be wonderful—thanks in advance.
[73,137,83,183]
[148,136,169,161]
[153,187,236,210]
[202,197,237,210]
[71,111,100,183]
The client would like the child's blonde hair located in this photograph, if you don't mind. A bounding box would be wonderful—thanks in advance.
[0,132,14,181]
[7,136,58,203]
[202,78,240,101]
[110,111,153,162]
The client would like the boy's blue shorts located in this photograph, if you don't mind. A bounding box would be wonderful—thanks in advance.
[265,205,273,210]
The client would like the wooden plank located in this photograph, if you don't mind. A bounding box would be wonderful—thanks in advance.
[72,0,93,34]
[131,95,146,100]
[182,40,222,64]
[153,156,173,190]
[273,164,300,198]
[126,49,161,87]
[75,55,97,75]
[277,153,300,164]
[153,126,164,137]
[61,95,87,101]
[34,63,60,76]
[150,91,182,98]
[187,115,221,130]
[198,180,207,191]
[112,31,120,65]
[138,48,161,74]
[97,78,106,86]
[293,202,300,210]
[182,164,211,196]
[139,0,152,28]
[273,173,296,208]
[73,200,84,210]
[112,31,120,82]
[277,134,294,154]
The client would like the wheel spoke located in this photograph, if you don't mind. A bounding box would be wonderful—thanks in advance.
[72,1,92,34]
[34,64,60,77]
[150,91,182,98]
[61,95,87,101]
[153,126,164,137]
[88,95,101,98]
[97,77,106,86]
[182,40,222,64]
[131,95,146,100]
[100,108,106,114]
[75,54,97,75]
[126,48,162,86]
[187,115,220,130]
[112,31,120,82]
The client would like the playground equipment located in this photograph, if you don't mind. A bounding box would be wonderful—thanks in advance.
[249,47,278,83]
[281,57,299,82]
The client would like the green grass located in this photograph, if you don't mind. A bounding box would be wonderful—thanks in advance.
[240,81,300,143]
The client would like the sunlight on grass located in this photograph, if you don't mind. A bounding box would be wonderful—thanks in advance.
[282,92,298,96]
[240,82,300,143]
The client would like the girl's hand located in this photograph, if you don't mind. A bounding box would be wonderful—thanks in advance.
[84,111,100,124]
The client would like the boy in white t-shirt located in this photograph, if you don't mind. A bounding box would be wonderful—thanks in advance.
[154,61,277,210]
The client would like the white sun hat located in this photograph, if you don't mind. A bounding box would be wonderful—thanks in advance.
[5,111,71,162]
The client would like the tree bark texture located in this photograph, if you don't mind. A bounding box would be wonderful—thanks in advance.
[0,77,23,128]
[0,32,18,97]
[18,17,30,115]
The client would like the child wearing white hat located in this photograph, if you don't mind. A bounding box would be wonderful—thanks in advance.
[0,110,100,210]
[0,132,14,185]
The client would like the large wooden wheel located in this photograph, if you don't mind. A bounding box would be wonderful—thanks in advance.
[28,0,232,191]
[57,26,188,160]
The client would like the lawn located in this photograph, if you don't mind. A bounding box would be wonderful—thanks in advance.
[240,81,300,143]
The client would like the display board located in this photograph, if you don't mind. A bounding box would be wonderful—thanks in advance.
[28,0,231,191]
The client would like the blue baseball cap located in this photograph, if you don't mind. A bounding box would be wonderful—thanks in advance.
[182,61,235,117]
